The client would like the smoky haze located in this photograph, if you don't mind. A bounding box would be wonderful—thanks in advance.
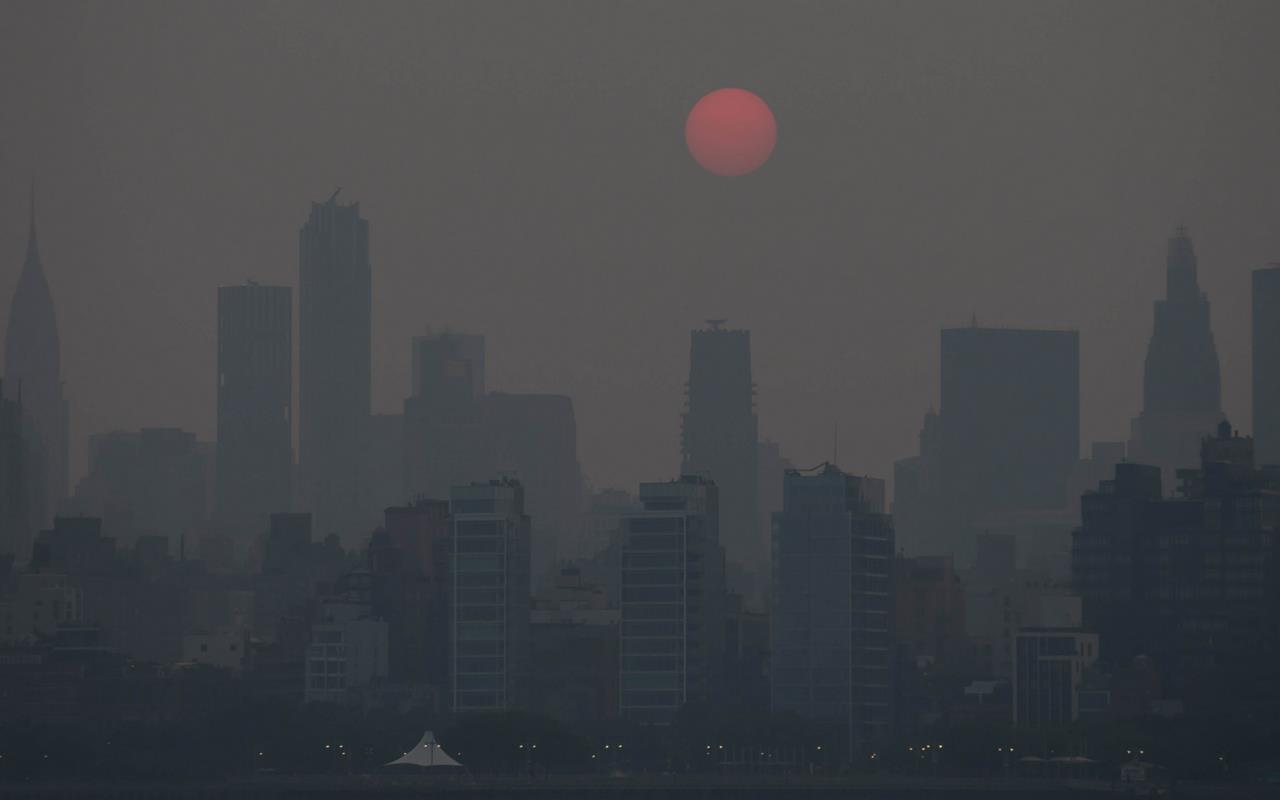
[2,0,1279,494]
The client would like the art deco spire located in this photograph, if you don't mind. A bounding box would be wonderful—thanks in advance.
[4,180,69,520]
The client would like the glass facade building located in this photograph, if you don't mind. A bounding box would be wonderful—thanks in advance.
[771,464,894,759]
[449,479,531,712]
[619,476,725,723]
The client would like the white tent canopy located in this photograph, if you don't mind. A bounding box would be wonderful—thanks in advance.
[384,730,464,769]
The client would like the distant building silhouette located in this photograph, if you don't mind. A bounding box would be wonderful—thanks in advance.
[1128,227,1223,482]
[216,283,292,537]
[3,186,69,531]
[298,192,371,543]
[0,380,28,559]
[413,331,484,399]
[449,479,531,712]
[404,334,582,589]
[481,392,582,589]
[681,322,760,592]
[619,475,726,724]
[771,464,894,760]
[907,326,1080,562]
[403,332,487,501]
[1252,265,1280,466]
[72,428,210,549]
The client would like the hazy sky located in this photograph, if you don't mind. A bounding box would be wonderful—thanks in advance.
[2,1,1279,495]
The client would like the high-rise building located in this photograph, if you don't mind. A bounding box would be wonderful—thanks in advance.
[216,283,292,535]
[771,464,894,759]
[619,475,726,724]
[449,479,531,712]
[1253,266,1280,466]
[1072,422,1280,709]
[1129,227,1223,482]
[298,192,371,542]
[939,326,1079,554]
[681,322,759,589]
[0,380,27,559]
[3,186,69,530]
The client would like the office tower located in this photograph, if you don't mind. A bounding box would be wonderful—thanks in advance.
[1253,266,1280,466]
[216,283,292,534]
[939,326,1079,549]
[263,512,312,574]
[1129,227,1223,481]
[680,321,759,588]
[72,428,210,548]
[403,333,486,501]
[3,186,69,529]
[1072,422,1280,709]
[771,464,894,760]
[298,192,371,542]
[481,392,582,590]
[449,479,531,712]
[619,475,727,724]
[0,380,27,559]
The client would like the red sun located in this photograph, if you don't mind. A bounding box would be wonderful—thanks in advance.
[685,88,777,177]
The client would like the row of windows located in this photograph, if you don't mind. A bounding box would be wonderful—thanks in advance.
[307,659,347,675]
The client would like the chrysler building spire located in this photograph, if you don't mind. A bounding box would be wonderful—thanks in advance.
[3,182,70,539]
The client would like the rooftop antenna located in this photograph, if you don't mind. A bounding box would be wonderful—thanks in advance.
[706,318,726,331]
[327,186,343,204]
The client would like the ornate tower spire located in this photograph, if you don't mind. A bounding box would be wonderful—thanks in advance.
[3,180,70,533]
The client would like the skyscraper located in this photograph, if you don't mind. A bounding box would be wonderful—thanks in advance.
[1128,226,1223,481]
[939,326,1079,538]
[449,479,531,712]
[216,283,292,534]
[1253,266,1280,467]
[619,475,726,723]
[298,192,371,542]
[3,186,69,530]
[771,464,894,759]
[680,321,759,588]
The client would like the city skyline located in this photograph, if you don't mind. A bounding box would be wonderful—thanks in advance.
[3,2,1279,495]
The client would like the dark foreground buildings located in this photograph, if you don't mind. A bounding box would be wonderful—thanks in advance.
[772,464,895,760]
[1254,265,1280,467]
[1072,422,1280,712]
